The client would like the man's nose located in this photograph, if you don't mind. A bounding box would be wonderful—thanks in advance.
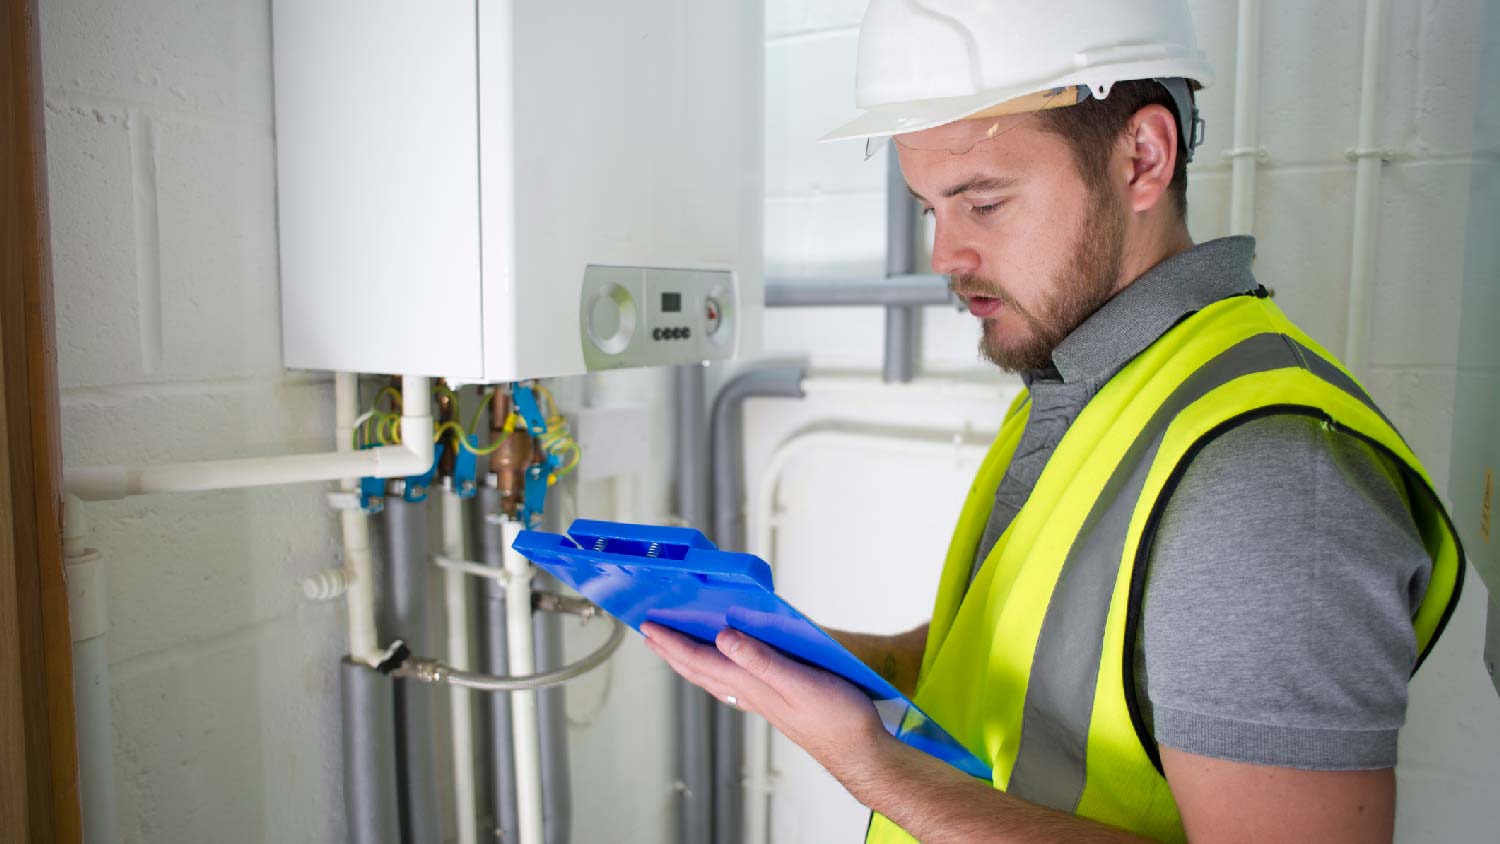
[930,223,980,277]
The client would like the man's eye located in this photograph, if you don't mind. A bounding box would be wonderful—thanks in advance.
[920,206,935,217]
[972,202,1003,216]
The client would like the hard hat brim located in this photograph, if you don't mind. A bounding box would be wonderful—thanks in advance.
[820,63,1213,144]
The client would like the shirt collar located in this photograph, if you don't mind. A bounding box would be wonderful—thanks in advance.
[1044,236,1260,385]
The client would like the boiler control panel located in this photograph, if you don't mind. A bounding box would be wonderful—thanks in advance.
[580,265,738,371]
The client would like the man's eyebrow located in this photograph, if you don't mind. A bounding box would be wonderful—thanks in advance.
[906,175,1017,204]
[940,175,1017,198]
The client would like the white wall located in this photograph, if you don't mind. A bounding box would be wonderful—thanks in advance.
[755,0,1500,840]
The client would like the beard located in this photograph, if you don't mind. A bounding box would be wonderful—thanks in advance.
[959,187,1126,373]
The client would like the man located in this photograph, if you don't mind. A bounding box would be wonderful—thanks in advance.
[645,2,1463,841]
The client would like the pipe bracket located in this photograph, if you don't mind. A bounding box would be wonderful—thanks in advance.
[1221,145,1269,161]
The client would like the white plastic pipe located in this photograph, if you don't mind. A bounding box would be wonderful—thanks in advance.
[64,375,435,501]
[443,489,479,844]
[1345,0,1392,378]
[1228,0,1263,236]
[64,494,118,844]
[799,373,1014,404]
[744,425,991,844]
[335,372,381,665]
[501,518,545,844]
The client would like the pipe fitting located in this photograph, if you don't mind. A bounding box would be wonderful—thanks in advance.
[391,619,626,693]
[302,567,352,601]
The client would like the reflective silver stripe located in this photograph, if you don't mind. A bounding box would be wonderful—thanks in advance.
[1284,337,1402,439]
[1007,333,1300,810]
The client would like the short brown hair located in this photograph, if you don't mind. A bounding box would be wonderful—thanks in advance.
[1035,79,1191,218]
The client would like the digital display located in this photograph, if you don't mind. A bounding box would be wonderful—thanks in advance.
[661,292,682,313]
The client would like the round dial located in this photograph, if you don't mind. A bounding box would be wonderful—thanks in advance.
[587,283,636,355]
[703,296,724,337]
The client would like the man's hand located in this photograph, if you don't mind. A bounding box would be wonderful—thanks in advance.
[640,622,893,788]
[641,622,1396,843]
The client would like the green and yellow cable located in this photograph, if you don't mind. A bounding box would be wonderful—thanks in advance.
[467,389,495,438]
[432,420,466,445]
[461,410,519,456]
[531,382,582,482]
[374,385,403,412]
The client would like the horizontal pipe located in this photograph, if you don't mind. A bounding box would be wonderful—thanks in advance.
[64,375,435,500]
[764,275,953,309]
[799,374,1018,401]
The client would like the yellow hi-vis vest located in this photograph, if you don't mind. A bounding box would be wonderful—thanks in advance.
[866,292,1464,843]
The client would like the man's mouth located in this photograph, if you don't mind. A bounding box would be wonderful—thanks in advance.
[965,295,1003,319]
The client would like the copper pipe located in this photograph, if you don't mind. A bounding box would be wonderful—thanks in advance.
[490,390,535,517]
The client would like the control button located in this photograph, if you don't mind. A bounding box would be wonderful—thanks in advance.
[652,328,662,341]
[684,327,692,339]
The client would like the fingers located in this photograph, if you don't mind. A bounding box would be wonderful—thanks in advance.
[715,629,824,695]
[642,623,781,712]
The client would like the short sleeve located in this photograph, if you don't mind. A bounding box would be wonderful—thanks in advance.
[1137,413,1432,770]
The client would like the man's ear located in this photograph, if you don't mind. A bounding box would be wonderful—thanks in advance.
[1124,103,1180,214]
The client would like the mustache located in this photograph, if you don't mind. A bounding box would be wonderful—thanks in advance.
[949,274,1022,309]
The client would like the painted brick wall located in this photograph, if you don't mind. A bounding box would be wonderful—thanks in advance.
[40,1,345,840]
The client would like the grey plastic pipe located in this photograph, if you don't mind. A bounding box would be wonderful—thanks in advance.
[672,364,717,844]
[763,275,952,308]
[380,496,441,844]
[341,658,402,844]
[475,486,521,844]
[884,149,922,383]
[533,569,574,844]
[709,366,807,844]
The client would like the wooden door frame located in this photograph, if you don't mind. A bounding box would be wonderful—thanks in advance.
[2,0,82,840]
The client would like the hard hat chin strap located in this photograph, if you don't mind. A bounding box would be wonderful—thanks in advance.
[1153,76,1205,163]
[1067,76,1204,163]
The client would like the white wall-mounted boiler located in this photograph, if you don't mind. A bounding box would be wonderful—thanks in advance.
[271,1,763,382]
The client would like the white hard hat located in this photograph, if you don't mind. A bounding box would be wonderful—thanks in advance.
[823,0,1215,150]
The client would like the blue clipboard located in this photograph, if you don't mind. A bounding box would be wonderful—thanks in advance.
[512,519,992,780]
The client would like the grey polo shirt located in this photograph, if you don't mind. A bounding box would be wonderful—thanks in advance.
[970,236,1431,770]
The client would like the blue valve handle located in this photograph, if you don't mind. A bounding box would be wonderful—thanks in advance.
[513,384,561,527]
